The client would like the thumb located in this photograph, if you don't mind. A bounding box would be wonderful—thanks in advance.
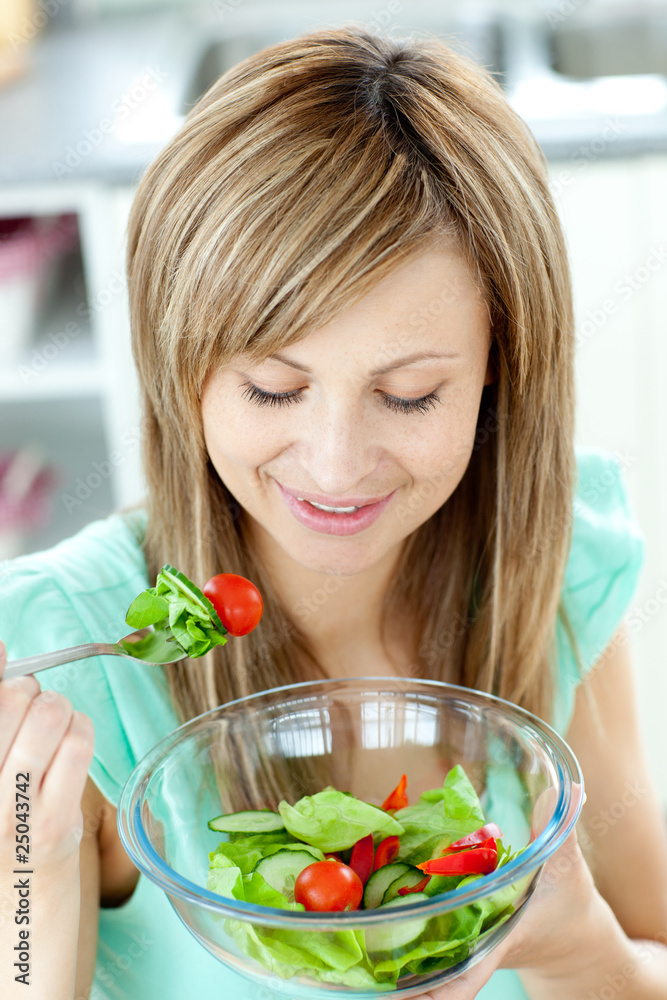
[421,946,501,999]
[530,781,585,842]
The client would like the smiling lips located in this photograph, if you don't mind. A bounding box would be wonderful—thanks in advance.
[278,484,392,509]
[274,481,397,536]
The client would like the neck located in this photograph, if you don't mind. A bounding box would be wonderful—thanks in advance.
[248,520,413,676]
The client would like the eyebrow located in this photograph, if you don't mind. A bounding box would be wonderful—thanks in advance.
[263,350,461,377]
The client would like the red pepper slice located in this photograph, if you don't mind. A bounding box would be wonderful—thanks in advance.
[416,837,498,876]
[444,824,503,853]
[348,834,374,885]
[397,875,431,896]
[372,835,401,872]
[324,853,342,861]
[382,774,408,811]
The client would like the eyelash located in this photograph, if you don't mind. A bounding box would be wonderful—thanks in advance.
[239,382,442,415]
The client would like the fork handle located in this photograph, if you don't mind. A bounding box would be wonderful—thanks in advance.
[3,643,122,680]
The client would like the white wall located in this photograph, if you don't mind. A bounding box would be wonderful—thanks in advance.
[550,153,667,807]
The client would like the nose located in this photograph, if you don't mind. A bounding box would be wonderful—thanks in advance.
[294,396,381,496]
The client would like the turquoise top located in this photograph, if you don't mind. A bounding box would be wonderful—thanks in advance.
[0,448,644,1000]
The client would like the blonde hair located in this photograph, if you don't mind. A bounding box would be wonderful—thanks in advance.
[127,24,577,728]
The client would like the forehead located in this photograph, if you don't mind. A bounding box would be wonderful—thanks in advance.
[238,247,489,369]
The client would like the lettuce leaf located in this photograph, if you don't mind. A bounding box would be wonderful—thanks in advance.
[208,860,377,985]
[395,766,486,860]
[278,787,404,852]
[124,564,228,661]
[205,768,527,991]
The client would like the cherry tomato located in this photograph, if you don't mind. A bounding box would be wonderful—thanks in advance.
[203,573,263,637]
[293,860,363,912]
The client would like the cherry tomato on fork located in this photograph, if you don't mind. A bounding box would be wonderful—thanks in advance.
[203,573,263,636]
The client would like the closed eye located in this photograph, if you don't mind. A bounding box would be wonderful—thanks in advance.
[239,382,442,415]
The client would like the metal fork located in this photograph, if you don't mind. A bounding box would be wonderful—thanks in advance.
[3,629,189,680]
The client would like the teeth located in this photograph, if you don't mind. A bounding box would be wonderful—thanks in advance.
[297,498,360,513]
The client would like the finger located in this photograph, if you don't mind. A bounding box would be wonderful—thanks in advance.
[419,948,500,999]
[40,711,95,816]
[1,690,73,793]
[0,638,5,675]
[530,781,585,840]
[0,673,42,772]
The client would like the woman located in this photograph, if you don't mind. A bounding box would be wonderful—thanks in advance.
[2,24,667,1000]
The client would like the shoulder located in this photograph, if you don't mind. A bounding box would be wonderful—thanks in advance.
[4,506,148,594]
[0,507,149,654]
[565,448,644,616]
[553,448,644,730]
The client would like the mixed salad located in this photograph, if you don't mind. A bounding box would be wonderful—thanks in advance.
[121,564,263,662]
[206,766,526,989]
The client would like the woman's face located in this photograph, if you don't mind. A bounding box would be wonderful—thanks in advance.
[201,245,492,580]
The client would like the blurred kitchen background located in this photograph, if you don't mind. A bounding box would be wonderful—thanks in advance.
[1,0,666,800]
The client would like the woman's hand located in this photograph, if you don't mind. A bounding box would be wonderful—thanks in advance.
[412,788,607,999]
[0,638,95,874]
[1,639,97,999]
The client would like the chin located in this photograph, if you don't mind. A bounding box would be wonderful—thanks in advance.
[288,536,384,578]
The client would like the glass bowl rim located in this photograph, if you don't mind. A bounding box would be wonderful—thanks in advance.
[118,676,584,931]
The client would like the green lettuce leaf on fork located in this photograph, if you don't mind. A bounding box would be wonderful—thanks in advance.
[122,563,228,661]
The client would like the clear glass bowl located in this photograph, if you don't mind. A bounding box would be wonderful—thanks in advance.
[118,677,583,998]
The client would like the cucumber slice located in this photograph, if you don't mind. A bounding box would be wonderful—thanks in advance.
[382,867,428,904]
[363,863,411,910]
[228,829,290,846]
[260,842,324,861]
[160,564,228,635]
[364,893,430,954]
[208,810,285,834]
[253,849,318,901]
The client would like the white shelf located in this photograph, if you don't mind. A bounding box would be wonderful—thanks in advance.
[0,238,103,401]
[0,182,144,512]
[0,340,103,401]
[0,397,114,558]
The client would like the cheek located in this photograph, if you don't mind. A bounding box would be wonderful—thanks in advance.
[201,383,289,485]
[401,391,482,518]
